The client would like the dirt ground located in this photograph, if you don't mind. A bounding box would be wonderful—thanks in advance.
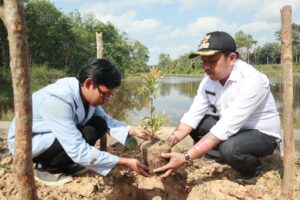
[1,136,300,200]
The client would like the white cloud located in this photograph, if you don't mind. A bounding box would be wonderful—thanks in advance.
[239,21,279,44]
[79,4,163,37]
[254,2,285,22]
[79,0,175,14]
[152,16,238,61]
[165,44,193,59]
[218,0,261,12]
[239,21,278,35]
[171,16,238,39]
[152,16,239,64]
[218,0,300,23]
[255,1,300,23]
[177,0,207,12]
[148,46,163,65]
[95,11,162,36]
[56,0,300,65]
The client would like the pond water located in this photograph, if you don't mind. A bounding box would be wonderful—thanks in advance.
[1,76,300,127]
[105,76,300,127]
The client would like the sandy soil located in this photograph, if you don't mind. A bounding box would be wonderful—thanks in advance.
[1,135,300,200]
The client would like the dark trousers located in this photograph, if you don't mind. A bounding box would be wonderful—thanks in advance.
[190,115,277,175]
[33,116,108,173]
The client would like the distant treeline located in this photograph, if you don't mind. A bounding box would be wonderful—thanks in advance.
[0,0,149,74]
[0,0,299,75]
[157,26,300,74]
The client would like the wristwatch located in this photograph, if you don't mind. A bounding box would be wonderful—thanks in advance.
[183,151,192,166]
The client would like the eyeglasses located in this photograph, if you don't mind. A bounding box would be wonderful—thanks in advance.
[97,86,115,99]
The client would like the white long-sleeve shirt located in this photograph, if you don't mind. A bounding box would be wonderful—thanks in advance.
[8,77,130,176]
[181,59,281,140]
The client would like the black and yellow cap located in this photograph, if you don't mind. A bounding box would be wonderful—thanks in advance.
[189,31,236,59]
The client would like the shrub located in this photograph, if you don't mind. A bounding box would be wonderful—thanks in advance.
[31,65,67,92]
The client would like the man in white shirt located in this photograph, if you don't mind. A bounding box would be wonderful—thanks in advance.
[153,31,281,185]
[8,59,151,186]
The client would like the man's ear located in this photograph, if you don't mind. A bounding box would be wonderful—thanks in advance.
[83,78,93,88]
[229,53,237,65]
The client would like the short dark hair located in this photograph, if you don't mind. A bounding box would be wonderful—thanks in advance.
[223,51,240,59]
[77,59,122,89]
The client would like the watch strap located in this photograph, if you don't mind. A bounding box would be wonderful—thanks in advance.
[183,151,192,166]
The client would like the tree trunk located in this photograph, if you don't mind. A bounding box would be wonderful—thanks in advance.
[96,31,107,151]
[280,5,295,200]
[96,32,104,59]
[0,1,37,199]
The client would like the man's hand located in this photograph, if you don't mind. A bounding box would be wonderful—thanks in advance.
[165,123,193,147]
[118,158,151,177]
[153,152,186,178]
[166,133,180,147]
[128,126,151,140]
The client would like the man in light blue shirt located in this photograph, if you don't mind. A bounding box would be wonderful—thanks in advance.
[8,59,151,186]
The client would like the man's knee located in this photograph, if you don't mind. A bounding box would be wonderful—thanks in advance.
[88,116,108,135]
[82,116,108,145]
[218,141,235,161]
[190,114,219,143]
[218,139,250,163]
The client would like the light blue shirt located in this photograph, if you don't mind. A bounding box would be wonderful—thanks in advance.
[8,77,131,176]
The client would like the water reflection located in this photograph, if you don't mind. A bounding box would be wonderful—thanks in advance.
[104,76,300,126]
[1,76,300,126]
[270,77,300,114]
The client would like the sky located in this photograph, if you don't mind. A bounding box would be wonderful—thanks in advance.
[50,0,300,65]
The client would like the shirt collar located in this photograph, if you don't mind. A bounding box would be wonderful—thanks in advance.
[227,59,240,82]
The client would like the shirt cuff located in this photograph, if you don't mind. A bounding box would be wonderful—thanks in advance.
[210,124,228,141]
[108,126,131,145]
[180,116,198,129]
[90,154,119,176]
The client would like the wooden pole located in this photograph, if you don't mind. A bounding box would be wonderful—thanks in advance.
[0,0,37,199]
[96,32,107,151]
[96,32,104,59]
[280,5,295,200]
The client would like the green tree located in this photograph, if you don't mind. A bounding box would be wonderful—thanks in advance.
[235,30,257,63]
[68,12,100,73]
[255,42,281,64]
[0,19,9,68]
[25,0,76,70]
[275,23,300,63]
[173,53,202,74]
[2,0,150,74]
[99,24,131,72]
[127,40,149,73]
[71,12,133,72]
[158,53,172,71]
[292,24,300,63]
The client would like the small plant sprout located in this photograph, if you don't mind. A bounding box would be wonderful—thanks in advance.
[139,67,168,136]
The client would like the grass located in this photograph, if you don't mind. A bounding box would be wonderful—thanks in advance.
[0,106,14,121]
[294,113,300,129]
[254,63,300,77]
[262,150,283,175]
[31,65,67,92]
